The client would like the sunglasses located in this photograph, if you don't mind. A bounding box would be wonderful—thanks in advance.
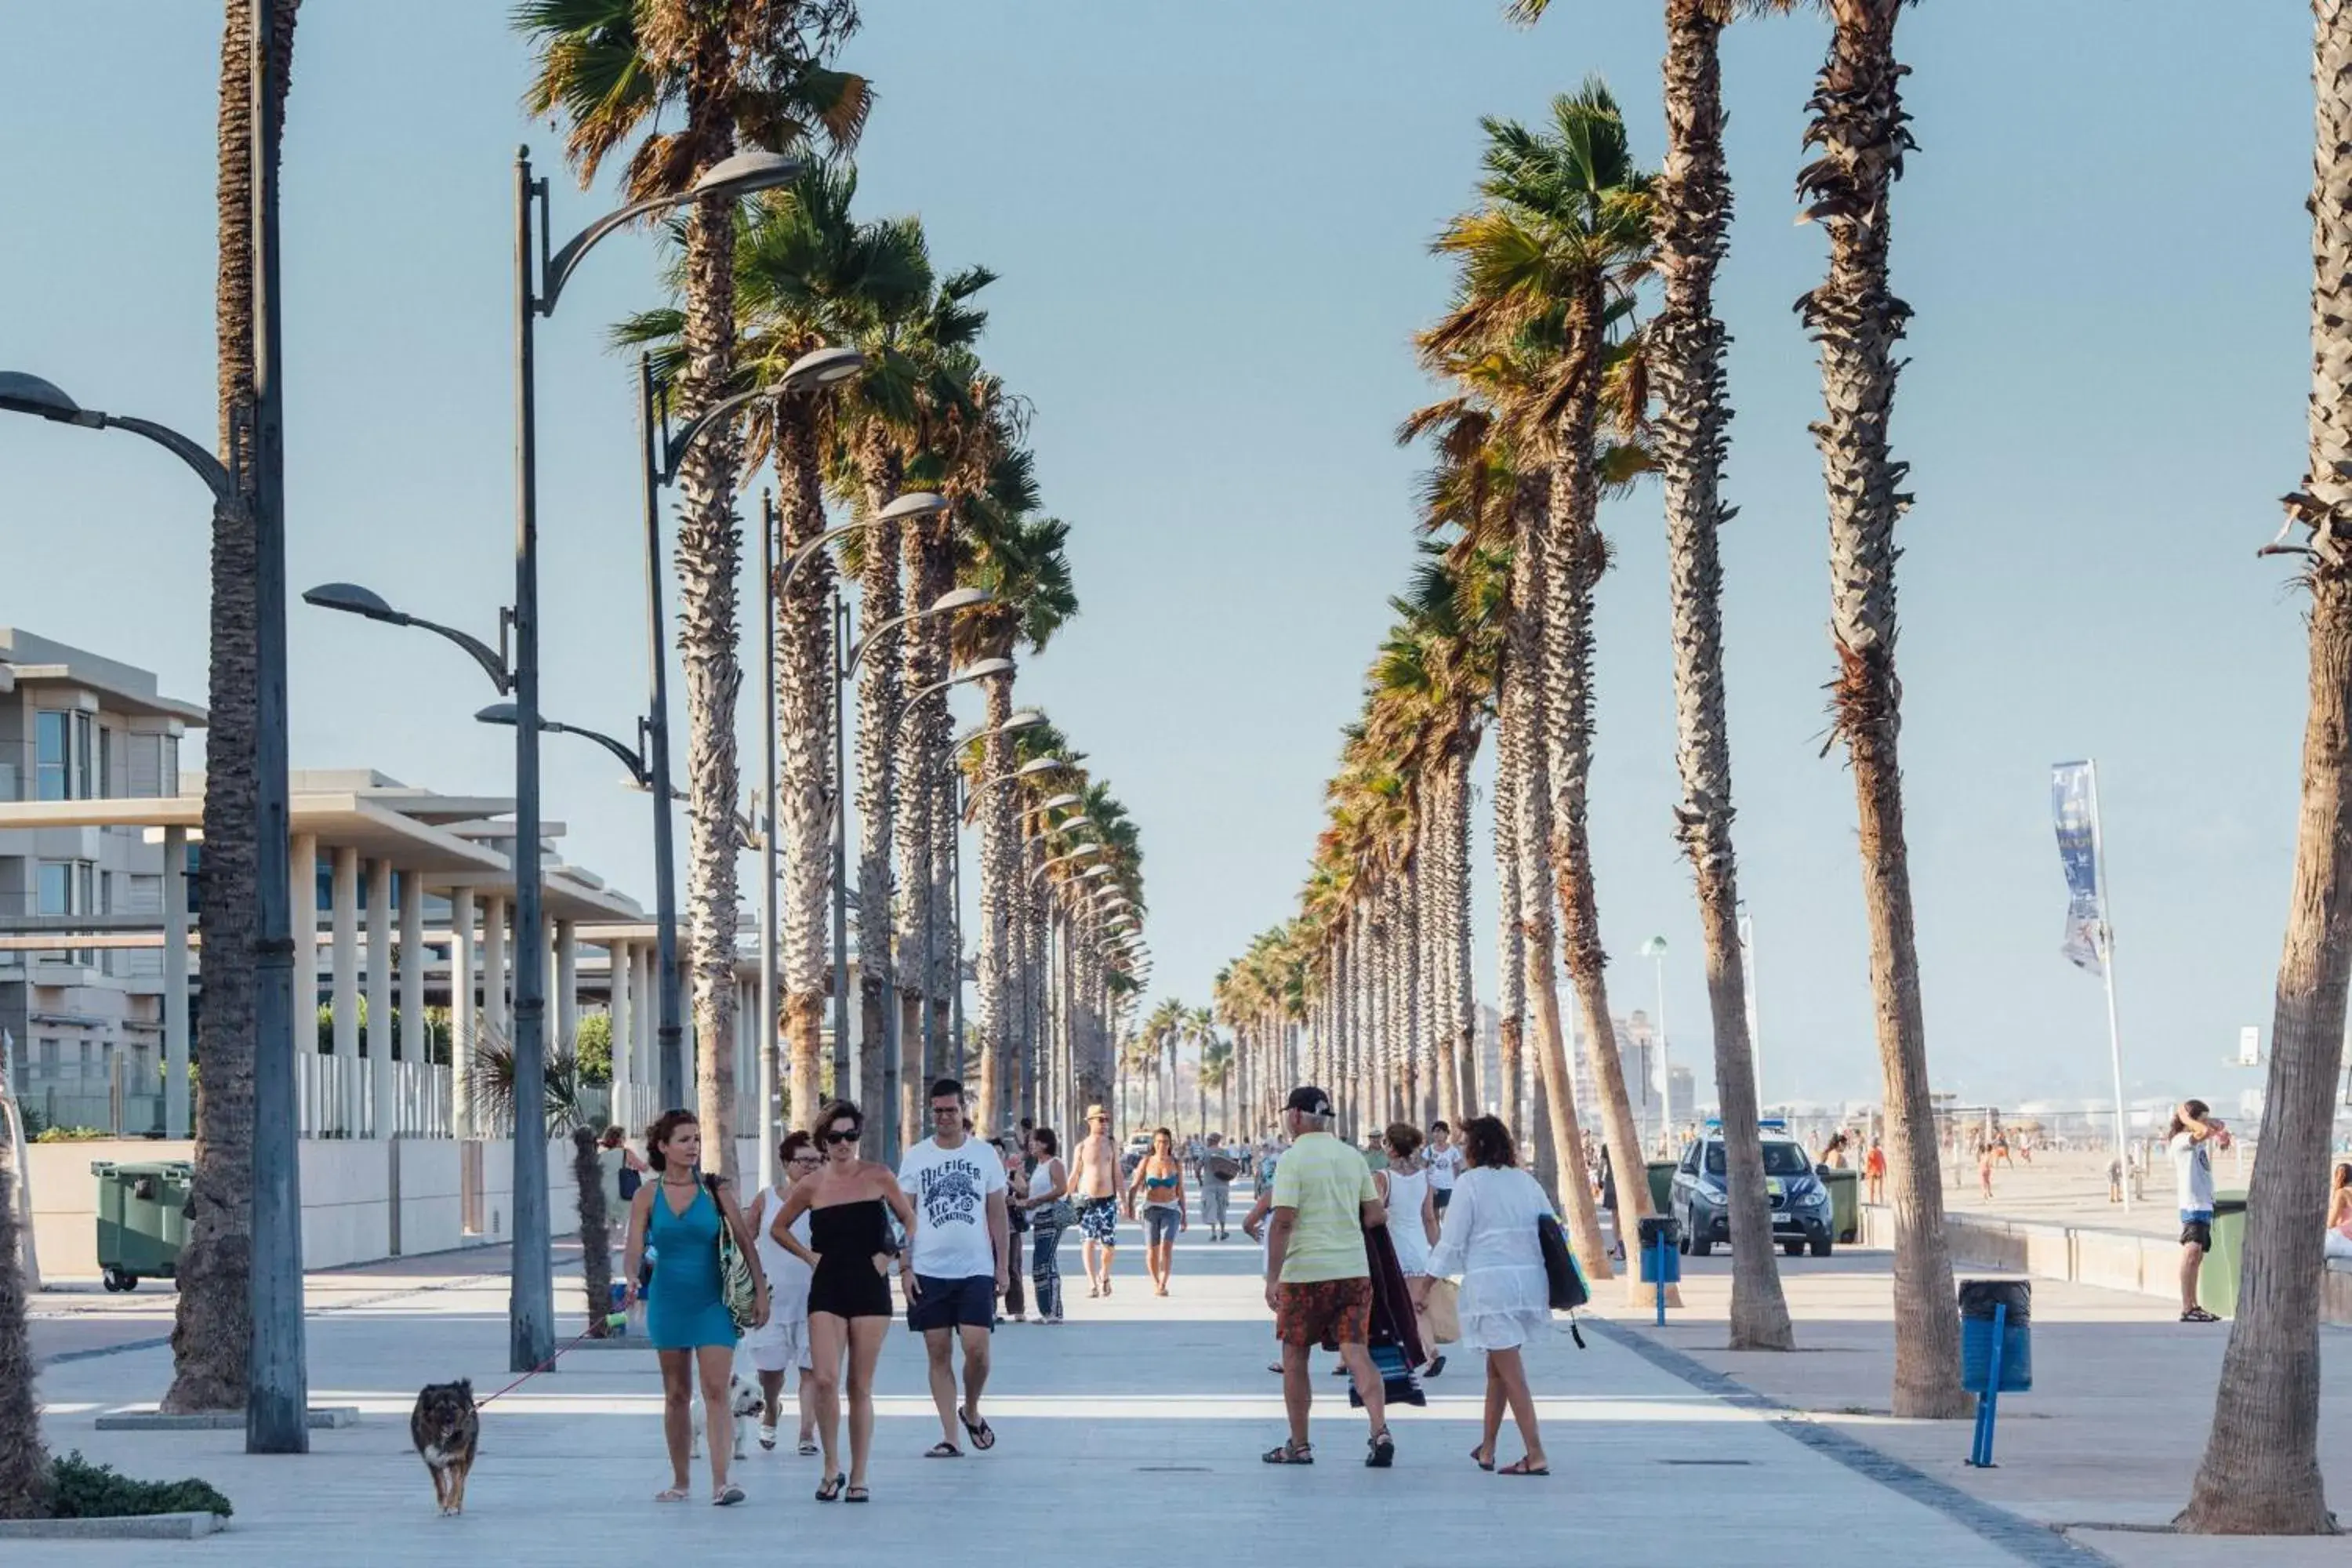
[822,1128,860,1146]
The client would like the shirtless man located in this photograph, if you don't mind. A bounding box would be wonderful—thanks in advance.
[1069,1105,1123,1298]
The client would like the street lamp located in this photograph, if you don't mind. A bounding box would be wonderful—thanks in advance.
[4,368,312,1446]
[484,143,800,1374]
[1639,935,1669,1152]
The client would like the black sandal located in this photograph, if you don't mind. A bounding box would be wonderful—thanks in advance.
[923,1440,963,1458]
[844,1485,869,1503]
[815,1472,845,1502]
[1367,1428,1396,1468]
[1261,1439,1314,1465]
[959,1406,996,1452]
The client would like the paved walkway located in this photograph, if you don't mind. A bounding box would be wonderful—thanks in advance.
[32,1213,2103,1566]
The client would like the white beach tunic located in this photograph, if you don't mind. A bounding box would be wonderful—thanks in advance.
[1425,1165,1555,1352]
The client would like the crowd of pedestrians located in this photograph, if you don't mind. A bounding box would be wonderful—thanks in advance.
[605,1079,1578,1504]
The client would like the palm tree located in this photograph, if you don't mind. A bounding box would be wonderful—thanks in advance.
[950,449,1077,1133]
[165,0,299,1418]
[2180,2,2352,1533]
[1784,0,1965,1417]
[1515,0,1794,1352]
[0,1068,46,1517]
[517,0,869,1173]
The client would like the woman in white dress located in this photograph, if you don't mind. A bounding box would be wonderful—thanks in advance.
[1376,1123,1443,1376]
[1425,1115,1553,1476]
[746,1130,821,1454]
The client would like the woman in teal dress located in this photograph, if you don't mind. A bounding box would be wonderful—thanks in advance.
[623,1109,768,1505]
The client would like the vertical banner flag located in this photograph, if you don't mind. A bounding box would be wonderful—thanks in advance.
[2051,762,2106,975]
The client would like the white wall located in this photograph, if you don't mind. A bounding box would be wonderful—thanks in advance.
[27,1135,578,1280]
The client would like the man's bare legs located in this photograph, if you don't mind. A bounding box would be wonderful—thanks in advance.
[957,1323,991,1436]
[1279,1339,1316,1449]
[922,1327,962,1449]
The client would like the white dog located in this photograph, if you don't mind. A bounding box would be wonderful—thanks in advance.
[689,1366,764,1461]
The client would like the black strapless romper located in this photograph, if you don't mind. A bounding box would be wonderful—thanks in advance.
[807,1198,895,1319]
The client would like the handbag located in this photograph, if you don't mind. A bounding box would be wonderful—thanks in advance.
[705,1175,759,1334]
[1537,1212,1588,1312]
[1422,1276,1461,1345]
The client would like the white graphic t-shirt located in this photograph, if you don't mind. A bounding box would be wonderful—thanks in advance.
[898,1137,1008,1280]
[1426,1144,1464,1192]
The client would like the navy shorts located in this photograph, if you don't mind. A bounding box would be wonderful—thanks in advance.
[907,1274,996,1334]
[1145,1207,1181,1245]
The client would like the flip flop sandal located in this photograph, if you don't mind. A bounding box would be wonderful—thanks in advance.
[713,1485,746,1506]
[1423,1354,1447,1378]
[924,1441,964,1459]
[655,1487,691,1503]
[1498,1458,1551,1477]
[815,1472,845,1501]
[845,1486,870,1503]
[1261,1440,1315,1465]
[1366,1429,1396,1469]
[1471,1446,1494,1472]
[797,1440,820,1457]
[959,1407,997,1451]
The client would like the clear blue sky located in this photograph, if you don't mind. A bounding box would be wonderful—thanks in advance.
[0,2,2318,1111]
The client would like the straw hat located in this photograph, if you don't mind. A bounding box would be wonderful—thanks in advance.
[1084,1105,1109,1122]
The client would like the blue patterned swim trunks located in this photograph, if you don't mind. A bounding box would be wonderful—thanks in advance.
[1077,1196,1119,1245]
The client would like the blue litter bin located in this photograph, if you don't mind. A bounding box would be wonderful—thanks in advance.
[1637,1216,1681,1283]
[1958,1279,2031,1393]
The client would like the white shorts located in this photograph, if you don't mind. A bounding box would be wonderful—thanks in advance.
[746,1316,811,1374]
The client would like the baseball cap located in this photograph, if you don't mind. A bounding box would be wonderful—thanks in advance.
[1284,1085,1333,1118]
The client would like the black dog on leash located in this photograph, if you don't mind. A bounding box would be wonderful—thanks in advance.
[410,1379,481,1516]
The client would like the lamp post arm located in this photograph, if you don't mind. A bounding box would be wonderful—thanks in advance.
[659,384,770,485]
[539,189,684,317]
[407,613,516,695]
[842,600,940,681]
[100,413,238,505]
[543,717,648,786]
[782,516,878,597]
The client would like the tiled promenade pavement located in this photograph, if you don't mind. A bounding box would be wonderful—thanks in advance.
[27,1207,2301,1567]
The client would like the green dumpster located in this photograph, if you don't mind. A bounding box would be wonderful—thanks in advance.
[1819,1167,1860,1244]
[1646,1160,1677,1218]
[2196,1192,2248,1320]
[90,1160,193,1293]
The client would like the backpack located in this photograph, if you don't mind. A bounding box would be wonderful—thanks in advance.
[1208,1155,1242,1181]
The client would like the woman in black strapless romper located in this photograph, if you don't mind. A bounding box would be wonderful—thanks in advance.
[771,1100,915,1503]
[807,1199,895,1319]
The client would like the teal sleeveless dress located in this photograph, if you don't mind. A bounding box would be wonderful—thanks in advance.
[646,1180,738,1350]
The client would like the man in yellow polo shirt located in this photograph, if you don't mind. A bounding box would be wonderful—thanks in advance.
[1262,1085,1392,1468]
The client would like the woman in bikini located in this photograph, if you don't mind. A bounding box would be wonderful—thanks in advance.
[771,1099,915,1504]
[1125,1127,1188,1296]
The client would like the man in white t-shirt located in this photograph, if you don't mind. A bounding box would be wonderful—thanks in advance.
[898,1077,1011,1455]
[1425,1121,1464,1214]
[2168,1098,2231,1323]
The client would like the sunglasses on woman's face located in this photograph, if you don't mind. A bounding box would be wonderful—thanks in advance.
[822,1127,859,1146]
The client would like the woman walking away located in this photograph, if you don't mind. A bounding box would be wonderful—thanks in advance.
[1127,1127,1189,1296]
[1021,1127,1071,1323]
[749,1131,822,1454]
[1201,1134,1239,1240]
[1427,1115,1552,1478]
[773,1100,915,1504]
[1377,1123,1443,1377]
[2325,1163,2352,1262]
[622,1109,768,1505]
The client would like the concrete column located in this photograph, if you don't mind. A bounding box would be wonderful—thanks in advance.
[556,920,579,1056]
[449,887,476,1138]
[610,938,633,1134]
[162,825,191,1138]
[483,894,509,1044]
[292,833,318,1131]
[366,858,393,1138]
[399,873,425,1138]
[636,945,655,1106]
[332,844,361,1134]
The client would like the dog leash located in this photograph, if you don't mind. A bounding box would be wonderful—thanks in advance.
[470,1323,612,1410]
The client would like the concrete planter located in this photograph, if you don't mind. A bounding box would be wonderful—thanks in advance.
[0,1511,224,1540]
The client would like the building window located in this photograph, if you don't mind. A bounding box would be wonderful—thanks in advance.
[37,858,99,965]
[35,710,67,799]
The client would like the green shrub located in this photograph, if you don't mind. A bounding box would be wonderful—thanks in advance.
[32,1127,109,1144]
[48,1453,232,1519]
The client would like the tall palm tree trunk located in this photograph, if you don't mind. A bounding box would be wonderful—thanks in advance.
[1542,300,1655,1300]
[1438,751,1471,1128]
[0,1069,47,1518]
[896,517,949,1097]
[1494,658,1527,1127]
[1658,0,1792,1352]
[973,667,1015,1133]
[673,37,746,1175]
[1509,472,1613,1280]
[854,445,904,1134]
[2179,1,2352,1532]
[165,0,298,1415]
[1800,0,1962,1417]
[775,407,836,1131]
